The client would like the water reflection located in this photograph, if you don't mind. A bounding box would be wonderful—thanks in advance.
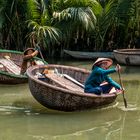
[0,107,124,140]
[0,61,140,140]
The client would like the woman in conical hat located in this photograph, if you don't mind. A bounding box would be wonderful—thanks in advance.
[20,47,39,75]
[92,58,113,70]
[84,58,122,95]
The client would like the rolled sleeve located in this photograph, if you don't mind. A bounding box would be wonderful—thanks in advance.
[106,76,121,89]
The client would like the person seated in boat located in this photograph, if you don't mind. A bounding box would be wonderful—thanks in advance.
[20,47,39,75]
[84,58,122,95]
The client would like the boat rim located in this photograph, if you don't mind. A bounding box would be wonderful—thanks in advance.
[113,49,140,55]
[27,64,121,98]
[0,49,23,54]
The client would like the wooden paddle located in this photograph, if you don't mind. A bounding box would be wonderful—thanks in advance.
[117,64,127,108]
[54,68,85,88]
[35,44,46,63]
[63,74,85,88]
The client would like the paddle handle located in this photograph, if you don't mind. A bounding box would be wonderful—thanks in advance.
[36,44,46,63]
[117,64,127,108]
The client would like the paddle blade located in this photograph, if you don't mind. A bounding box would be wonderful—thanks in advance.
[123,96,127,108]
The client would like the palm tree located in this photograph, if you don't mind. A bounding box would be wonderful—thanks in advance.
[0,0,138,54]
[51,0,97,50]
[107,0,140,49]
[90,0,118,51]
[123,0,140,48]
[26,0,62,56]
[0,0,27,50]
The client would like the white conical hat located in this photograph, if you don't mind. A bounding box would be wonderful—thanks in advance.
[92,58,113,69]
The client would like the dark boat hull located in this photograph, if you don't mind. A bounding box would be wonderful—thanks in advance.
[64,50,114,59]
[0,71,27,84]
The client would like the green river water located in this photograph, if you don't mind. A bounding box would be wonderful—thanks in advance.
[0,60,140,140]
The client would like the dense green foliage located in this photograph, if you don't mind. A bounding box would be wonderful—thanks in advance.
[0,0,140,57]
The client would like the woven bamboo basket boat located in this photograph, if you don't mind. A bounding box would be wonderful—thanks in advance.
[27,64,122,111]
[113,49,140,65]
[0,49,47,84]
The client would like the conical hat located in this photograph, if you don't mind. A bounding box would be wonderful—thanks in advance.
[24,48,35,55]
[92,58,113,69]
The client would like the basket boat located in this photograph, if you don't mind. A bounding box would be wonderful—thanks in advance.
[64,49,114,59]
[0,49,47,84]
[113,49,140,65]
[27,64,122,111]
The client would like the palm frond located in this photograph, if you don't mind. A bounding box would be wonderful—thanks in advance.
[27,0,50,25]
[63,6,96,31]
[27,19,61,46]
[91,0,118,49]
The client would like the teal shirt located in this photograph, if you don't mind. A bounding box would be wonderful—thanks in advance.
[84,66,121,90]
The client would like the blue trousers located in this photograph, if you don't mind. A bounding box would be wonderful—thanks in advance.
[85,84,113,95]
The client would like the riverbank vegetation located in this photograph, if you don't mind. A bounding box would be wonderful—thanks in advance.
[0,0,140,57]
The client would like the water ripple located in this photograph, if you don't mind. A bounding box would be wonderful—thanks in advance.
[117,103,138,111]
[0,105,25,111]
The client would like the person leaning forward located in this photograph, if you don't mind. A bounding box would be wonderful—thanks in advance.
[20,47,39,75]
[84,58,122,95]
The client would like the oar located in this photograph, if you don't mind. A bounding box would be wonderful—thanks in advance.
[36,44,46,63]
[117,64,127,108]
[63,74,85,88]
[54,68,85,88]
